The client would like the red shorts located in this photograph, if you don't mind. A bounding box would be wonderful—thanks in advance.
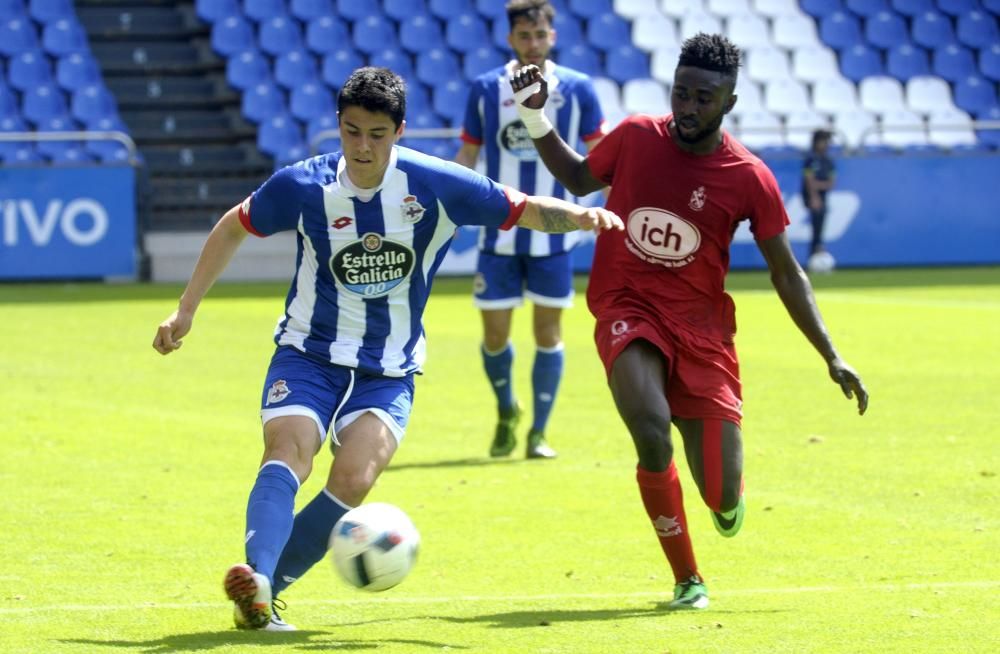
[594,311,743,425]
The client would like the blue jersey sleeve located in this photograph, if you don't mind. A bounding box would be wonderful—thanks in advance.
[460,78,486,144]
[430,157,520,228]
[244,164,307,236]
[576,77,606,142]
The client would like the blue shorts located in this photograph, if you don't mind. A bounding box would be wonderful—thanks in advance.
[259,347,415,446]
[473,251,574,310]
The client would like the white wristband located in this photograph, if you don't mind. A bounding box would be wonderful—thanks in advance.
[516,104,553,139]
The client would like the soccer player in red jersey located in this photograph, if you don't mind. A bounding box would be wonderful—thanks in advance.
[510,33,869,609]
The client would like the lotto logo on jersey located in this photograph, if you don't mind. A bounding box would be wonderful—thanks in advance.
[498,119,538,161]
[330,232,415,298]
[625,207,701,268]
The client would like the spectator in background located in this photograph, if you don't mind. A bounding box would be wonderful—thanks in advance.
[802,129,836,273]
[454,0,607,460]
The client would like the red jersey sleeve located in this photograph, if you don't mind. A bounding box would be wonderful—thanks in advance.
[747,161,790,241]
[584,115,632,186]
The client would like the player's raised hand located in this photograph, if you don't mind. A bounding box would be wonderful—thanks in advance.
[828,358,868,415]
[577,207,624,233]
[153,309,194,355]
[510,64,548,109]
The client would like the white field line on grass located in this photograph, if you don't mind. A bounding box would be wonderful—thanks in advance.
[2,580,998,615]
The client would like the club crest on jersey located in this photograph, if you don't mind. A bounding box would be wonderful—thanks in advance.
[498,119,538,161]
[625,207,701,268]
[331,232,416,298]
[400,195,425,223]
[266,380,290,406]
[688,186,707,211]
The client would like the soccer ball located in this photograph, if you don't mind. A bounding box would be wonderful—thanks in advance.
[329,502,420,591]
[807,250,837,274]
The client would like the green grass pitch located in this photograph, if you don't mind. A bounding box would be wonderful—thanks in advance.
[1,267,997,653]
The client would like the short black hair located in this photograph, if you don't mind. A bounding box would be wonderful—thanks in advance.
[506,0,555,31]
[678,33,741,81]
[337,67,406,129]
[812,129,833,147]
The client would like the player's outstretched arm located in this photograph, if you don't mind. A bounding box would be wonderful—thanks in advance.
[758,232,869,415]
[518,195,623,234]
[511,65,605,197]
[152,204,249,355]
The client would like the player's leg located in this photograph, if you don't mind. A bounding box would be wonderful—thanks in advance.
[809,206,827,257]
[524,253,573,458]
[474,252,525,456]
[674,418,745,537]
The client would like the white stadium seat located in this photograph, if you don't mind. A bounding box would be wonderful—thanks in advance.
[660,0,704,18]
[906,76,957,115]
[772,13,821,49]
[730,76,765,115]
[752,0,800,18]
[834,109,878,148]
[614,0,661,19]
[632,13,680,52]
[623,78,670,114]
[651,45,682,84]
[927,108,977,148]
[793,45,841,82]
[593,76,624,117]
[707,0,752,16]
[785,109,831,149]
[679,11,723,40]
[746,45,792,83]
[726,12,771,50]
[765,77,811,115]
[859,76,907,114]
[738,109,786,149]
[813,76,860,115]
[879,108,927,148]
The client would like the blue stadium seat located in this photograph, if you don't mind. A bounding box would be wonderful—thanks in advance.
[290,0,333,21]
[844,0,889,16]
[0,83,19,118]
[71,83,117,123]
[491,16,509,49]
[307,113,338,153]
[981,43,1000,82]
[890,0,934,15]
[605,44,648,84]
[983,0,1000,12]
[6,144,44,164]
[887,44,931,81]
[975,104,1000,149]
[407,109,446,129]
[352,14,396,55]
[244,0,285,23]
[42,17,88,56]
[0,17,39,56]
[227,49,270,91]
[405,80,433,116]
[429,0,473,20]
[415,47,461,86]
[259,15,304,56]
[0,0,25,20]
[936,0,977,16]
[463,45,504,79]
[195,0,240,24]
[432,78,469,125]
[932,43,977,82]
[371,48,414,78]
[29,0,72,23]
[56,51,101,91]
[385,0,428,21]
[85,114,129,160]
[912,11,955,49]
[957,11,1000,50]
[51,145,96,165]
[819,11,861,50]
[840,43,884,82]
[399,14,443,54]
[558,43,601,77]
[336,0,380,22]
[476,0,507,19]
[865,11,909,49]
[954,74,998,115]
[275,50,319,89]
[321,48,364,89]
[586,12,630,53]
[257,112,304,157]
[289,81,334,122]
[0,114,29,161]
[446,13,490,53]
[241,81,285,123]
[211,15,255,57]
[552,12,584,49]
[801,0,845,17]
[569,0,613,18]
[9,50,52,91]
[22,82,68,125]
[305,16,350,54]
[36,114,80,159]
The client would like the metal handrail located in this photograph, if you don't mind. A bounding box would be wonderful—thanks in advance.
[0,130,141,164]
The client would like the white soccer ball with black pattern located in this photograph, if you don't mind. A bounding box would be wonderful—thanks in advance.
[329,503,420,591]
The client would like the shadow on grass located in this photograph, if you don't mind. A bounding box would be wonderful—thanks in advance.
[59,631,465,652]
[384,457,534,472]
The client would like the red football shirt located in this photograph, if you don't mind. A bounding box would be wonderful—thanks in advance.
[585,114,789,342]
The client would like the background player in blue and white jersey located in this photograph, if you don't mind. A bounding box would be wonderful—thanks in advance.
[455,0,607,459]
[152,67,622,632]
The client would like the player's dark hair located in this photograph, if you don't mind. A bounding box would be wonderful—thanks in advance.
[812,129,833,148]
[506,0,555,31]
[337,67,406,129]
[678,33,741,82]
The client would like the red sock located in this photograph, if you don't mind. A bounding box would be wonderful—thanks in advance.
[636,462,699,584]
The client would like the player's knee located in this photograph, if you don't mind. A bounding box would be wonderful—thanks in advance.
[329,468,377,506]
[624,411,673,465]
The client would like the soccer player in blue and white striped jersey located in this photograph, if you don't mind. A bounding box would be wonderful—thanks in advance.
[152,67,622,631]
[456,0,607,459]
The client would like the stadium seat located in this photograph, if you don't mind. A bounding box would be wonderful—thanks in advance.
[812,75,859,114]
[22,82,68,125]
[927,106,977,147]
[864,11,909,50]
[416,47,461,86]
[890,0,933,16]
[785,109,830,149]
[0,113,27,160]
[290,81,334,122]
[432,78,469,125]
[936,0,977,17]
[386,0,429,21]
[50,144,95,165]
[819,11,861,50]
[6,143,44,164]
[56,51,101,92]
[975,104,1000,149]
[840,43,884,82]
[407,109,446,129]
[981,43,1000,83]
[352,14,397,55]
[737,109,784,149]
[227,49,271,91]
[592,76,623,114]
[0,84,19,118]
[957,11,1000,50]
[772,13,821,49]
[912,11,955,49]
[259,15,304,56]
[560,43,602,77]
[746,45,791,83]
[429,0,473,20]
[336,0,382,21]
[36,114,80,159]
[726,12,771,50]
[879,108,927,148]
[322,48,365,89]
[859,76,907,113]
[307,114,338,153]
[586,12,631,53]
[844,0,889,16]
[983,0,1000,11]
[800,0,844,17]
[275,50,319,90]
[490,17,509,50]
[9,50,52,91]
[932,44,976,83]
[0,17,39,56]
[42,17,89,57]
[195,0,240,24]
[446,13,490,53]
[70,83,117,123]
[570,0,613,18]
[370,48,414,79]
[679,11,722,41]
[400,14,444,55]
[85,114,131,160]
[793,46,841,82]
[290,0,334,21]
[906,75,956,113]
[552,12,585,49]
[406,81,433,116]
[954,75,998,115]
[752,0,799,17]
[650,45,681,84]
[764,78,811,115]
[606,45,648,84]
[708,0,752,16]
[29,0,72,23]
[614,0,661,20]
[622,78,667,115]
[244,0,285,23]
[633,12,679,52]
[661,0,703,19]
[730,76,765,116]
[463,46,505,79]
[306,16,351,55]
[257,113,304,157]
[887,44,931,82]
[241,81,285,123]
[210,15,255,57]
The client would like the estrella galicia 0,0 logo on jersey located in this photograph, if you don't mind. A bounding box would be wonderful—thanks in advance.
[499,119,538,161]
[330,232,416,298]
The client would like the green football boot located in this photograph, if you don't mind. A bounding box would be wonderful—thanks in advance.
[525,430,557,459]
[710,496,745,538]
[489,404,521,457]
[668,575,709,610]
